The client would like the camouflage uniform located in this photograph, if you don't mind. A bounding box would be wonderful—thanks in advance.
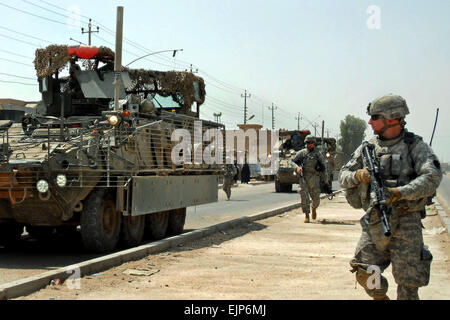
[223,164,235,200]
[291,139,328,217]
[339,94,442,300]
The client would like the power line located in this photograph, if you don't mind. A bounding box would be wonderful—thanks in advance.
[0,1,67,26]
[0,79,37,86]
[0,49,33,60]
[22,0,88,23]
[0,26,52,45]
[0,33,40,47]
[0,72,35,80]
[0,57,34,67]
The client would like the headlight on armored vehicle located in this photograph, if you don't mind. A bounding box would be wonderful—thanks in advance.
[108,115,120,126]
[56,174,67,187]
[36,180,49,193]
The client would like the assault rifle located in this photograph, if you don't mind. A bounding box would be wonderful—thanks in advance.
[361,141,392,237]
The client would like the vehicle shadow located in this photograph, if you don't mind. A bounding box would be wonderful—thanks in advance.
[0,233,103,270]
[171,221,267,253]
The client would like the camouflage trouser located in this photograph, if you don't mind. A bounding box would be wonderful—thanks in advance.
[298,174,320,214]
[350,210,432,300]
[222,176,233,199]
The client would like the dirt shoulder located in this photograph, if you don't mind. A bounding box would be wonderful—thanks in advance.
[17,196,450,300]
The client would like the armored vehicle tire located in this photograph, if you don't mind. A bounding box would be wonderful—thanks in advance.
[282,184,293,193]
[275,179,281,193]
[80,188,121,253]
[27,226,55,241]
[167,208,187,236]
[145,211,169,240]
[120,215,145,248]
[275,179,292,193]
[0,221,23,248]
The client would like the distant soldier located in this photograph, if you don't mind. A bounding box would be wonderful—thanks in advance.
[291,135,329,223]
[339,94,442,300]
[223,160,236,201]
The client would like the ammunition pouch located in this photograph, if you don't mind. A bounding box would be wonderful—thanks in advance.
[315,161,325,172]
[345,187,363,209]
[394,246,432,288]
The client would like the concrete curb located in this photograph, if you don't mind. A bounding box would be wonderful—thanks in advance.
[0,189,343,300]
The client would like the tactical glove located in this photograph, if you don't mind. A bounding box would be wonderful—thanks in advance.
[386,187,402,205]
[354,168,371,184]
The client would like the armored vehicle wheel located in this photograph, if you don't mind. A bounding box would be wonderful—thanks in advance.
[0,221,23,248]
[120,215,145,248]
[56,226,79,239]
[145,211,169,240]
[80,188,121,253]
[281,184,293,193]
[275,179,281,193]
[167,208,186,236]
[27,226,55,241]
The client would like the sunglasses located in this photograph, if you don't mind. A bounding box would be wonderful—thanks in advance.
[370,115,383,121]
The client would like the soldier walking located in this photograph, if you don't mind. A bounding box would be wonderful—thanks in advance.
[291,135,329,223]
[339,94,442,300]
[223,163,236,201]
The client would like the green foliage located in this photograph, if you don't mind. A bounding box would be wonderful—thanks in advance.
[338,115,368,161]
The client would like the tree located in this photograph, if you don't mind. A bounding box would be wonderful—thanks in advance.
[338,115,368,162]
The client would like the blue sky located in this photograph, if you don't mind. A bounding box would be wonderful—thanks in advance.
[0,0,449,162]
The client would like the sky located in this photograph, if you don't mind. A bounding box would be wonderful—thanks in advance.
[0,0,449,162]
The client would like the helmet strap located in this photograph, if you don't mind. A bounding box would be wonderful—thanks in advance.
[378,118,402,135]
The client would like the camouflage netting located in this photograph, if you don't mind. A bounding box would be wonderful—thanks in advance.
[34,45,206,108]
[35,45,114,79]
[126,69,206,107]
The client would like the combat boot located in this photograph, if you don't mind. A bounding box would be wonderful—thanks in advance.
[312,207,317,220]
[304,213,310,223]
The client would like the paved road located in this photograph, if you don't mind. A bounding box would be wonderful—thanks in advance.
[0,181,324,285]
[186,181,340,229]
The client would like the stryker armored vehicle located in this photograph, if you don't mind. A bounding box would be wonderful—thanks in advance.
[0,45,222,252]
[275,130,337,193]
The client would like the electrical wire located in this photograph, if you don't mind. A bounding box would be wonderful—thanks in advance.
[0,72,35,80]
[0,1,67,26]
[0,79,37,85]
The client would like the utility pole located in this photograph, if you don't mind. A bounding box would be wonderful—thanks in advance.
[81,19,100,46]
[241,90,251,124]
[213,112,222,123]
[268,103,277,130]
[113,7,124,112]
[295,113,302,131]
[312,122,319,137]
[326,128,331,138]
[185,64,198,74]
[81,18,100,69]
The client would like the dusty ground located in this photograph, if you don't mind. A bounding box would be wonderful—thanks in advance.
[17,197,450,300]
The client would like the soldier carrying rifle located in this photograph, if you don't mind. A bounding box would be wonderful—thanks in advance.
[339,94,442,300]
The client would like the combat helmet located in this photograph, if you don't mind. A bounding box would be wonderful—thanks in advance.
[305,135,316,143]
[367,94,410,119]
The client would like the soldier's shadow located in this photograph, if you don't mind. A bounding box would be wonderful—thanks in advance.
[172,222,267,253]
[316,219,357,226]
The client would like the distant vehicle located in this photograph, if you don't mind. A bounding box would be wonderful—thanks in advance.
[0,99,39,122]
[0,45,222,252]
[275,130,339,193]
